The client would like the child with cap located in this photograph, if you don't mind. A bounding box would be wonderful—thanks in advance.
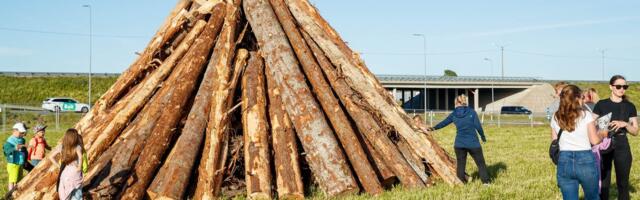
[28,124,51,166]
[3,122,28,191]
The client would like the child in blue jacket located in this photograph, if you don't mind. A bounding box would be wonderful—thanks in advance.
[427,94,490,184]
[4,122,28,191]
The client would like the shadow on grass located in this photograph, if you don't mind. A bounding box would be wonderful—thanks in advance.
[471,161,507,182]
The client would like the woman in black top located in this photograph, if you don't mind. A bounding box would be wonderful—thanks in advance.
[592,75,639,200]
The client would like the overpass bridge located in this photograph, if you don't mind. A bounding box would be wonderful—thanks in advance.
[377,75,554,113]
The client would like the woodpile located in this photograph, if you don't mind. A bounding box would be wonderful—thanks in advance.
[10,0,461,199]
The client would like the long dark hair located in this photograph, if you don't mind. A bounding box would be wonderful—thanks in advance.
[610,75,628,101]
[554,85,584,132]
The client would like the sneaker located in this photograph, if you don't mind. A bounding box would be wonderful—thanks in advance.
[483,183,490,187]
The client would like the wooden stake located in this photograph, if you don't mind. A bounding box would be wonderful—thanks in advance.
[301,30,424,188]
[145,3,226,199]
[266,62,305,200]
[192,1,244,194]
[118,9,226,199]
[269,0,383,195]
[288,0,462,185]
[241,52,273,199]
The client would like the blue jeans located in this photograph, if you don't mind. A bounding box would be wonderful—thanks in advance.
[557,150,600,200]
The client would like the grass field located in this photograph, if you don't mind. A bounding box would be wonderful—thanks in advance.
[3,123,640,199]
[0,76,117,106]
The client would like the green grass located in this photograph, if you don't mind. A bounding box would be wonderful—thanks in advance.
[0,76,117,106]
[0,112,82,195]
[2,112,640,198]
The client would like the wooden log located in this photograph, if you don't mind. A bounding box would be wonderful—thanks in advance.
[266,63,304,200]
[194,49,247,200]
[145,4,227,200]
[75,0,192,133]
[269,0,383,195]
[397,140,429,184]
[192,1,244,195]
[241,52,273,199]
[280,0,388,104]
[288,0,462,185]
[85,19,209,165]
[82,19,219,197]
[118,10,225,199]
[10,18,208,200]
[10,2,193,199]
[360,133,397,186]
[301,30,424,188]
[244,0,359,196]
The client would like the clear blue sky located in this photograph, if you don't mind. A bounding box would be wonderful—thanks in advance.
[1,1,639,81]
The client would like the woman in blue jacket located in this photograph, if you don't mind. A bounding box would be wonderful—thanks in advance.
[427,94,489,184]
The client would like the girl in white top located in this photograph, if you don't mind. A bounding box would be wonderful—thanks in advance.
[551,112,595,151]
[551,85,605,200]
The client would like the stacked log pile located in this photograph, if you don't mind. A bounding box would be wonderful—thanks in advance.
[11,0,462,199]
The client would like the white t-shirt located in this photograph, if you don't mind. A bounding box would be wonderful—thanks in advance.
[551,111,595,151]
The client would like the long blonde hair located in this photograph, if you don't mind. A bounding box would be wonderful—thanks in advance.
[554,85,584,132]
[61,129,84,166]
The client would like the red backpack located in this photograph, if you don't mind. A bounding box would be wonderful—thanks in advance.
[27,137,46,161]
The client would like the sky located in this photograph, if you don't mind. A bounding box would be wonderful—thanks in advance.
[0,1,639,81]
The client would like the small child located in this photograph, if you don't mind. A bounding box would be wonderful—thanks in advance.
[49,128,86,200]
[28,124,51,166]
[3,122,28,191]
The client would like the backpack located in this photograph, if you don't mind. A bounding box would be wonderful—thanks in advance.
[27,137,47,161]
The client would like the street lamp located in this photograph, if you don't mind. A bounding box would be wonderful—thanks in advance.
[484,58,495,119]
[412,33,427,124]
[82,5,92,109]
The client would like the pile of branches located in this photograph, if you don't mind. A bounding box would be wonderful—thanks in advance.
[11,0,461,199]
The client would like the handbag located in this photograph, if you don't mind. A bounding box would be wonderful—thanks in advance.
[549,129,564,165]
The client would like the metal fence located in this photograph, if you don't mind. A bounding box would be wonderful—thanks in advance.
[1,104,85,132]
[405,109,549,127]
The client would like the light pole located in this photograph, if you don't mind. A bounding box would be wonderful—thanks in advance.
[500,46,504,79]
[413,33,427,124]
[600,49,606,81]
[83,4,92,109]
[484,58,495,120]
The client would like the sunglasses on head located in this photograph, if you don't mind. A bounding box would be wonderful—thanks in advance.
[612,85,629,90]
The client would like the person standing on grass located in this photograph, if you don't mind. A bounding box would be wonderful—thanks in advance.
[584,88,600,112]
[48,129,86,200]
[552,85,605,200]
[592,75,638,200]
[583,87,609,193]
[547,81,569,120]
[28,124,51,166]
[425,94,490,185]
[3,122,28,191]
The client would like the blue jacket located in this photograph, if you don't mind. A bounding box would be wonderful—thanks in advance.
[433,106,486,148]
[3,135,26,165]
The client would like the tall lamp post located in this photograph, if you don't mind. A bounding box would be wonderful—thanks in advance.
[83,4,92,109]
[484,58,495,120]
[413,33,427,124]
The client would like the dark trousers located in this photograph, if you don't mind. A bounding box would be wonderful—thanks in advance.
[455,147,490,184]
[600,135,632,200]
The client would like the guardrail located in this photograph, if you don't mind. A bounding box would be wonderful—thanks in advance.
[405,109,549,127]
[1,104,71,132]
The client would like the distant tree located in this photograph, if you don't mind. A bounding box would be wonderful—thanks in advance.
[444,69,458,77]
